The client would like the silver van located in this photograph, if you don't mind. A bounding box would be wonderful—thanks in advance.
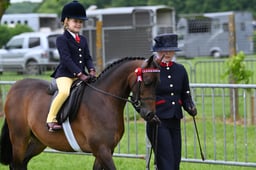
[0,32,60,74]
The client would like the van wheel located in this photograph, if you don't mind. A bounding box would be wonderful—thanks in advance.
[212,51,221,58]
[25,60,41,75]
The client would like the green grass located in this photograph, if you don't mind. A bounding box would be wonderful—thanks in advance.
[0,117,256,170]
[1,153,256,170]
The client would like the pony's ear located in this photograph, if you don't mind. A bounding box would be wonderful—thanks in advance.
[147,55,155,66]
[149,54,164,68]
[141,55,154,68]
[141,54,163,68]
[155,54,165,65]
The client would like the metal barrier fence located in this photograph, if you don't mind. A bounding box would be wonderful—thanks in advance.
[1,81,256,168]
[178,58,256,84]
[183,83,256,167]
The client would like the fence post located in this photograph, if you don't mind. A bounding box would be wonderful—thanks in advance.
[228,13,236,56]
[0,88,3,116]
[96,16,103,72]
[251,95,256,125]
[228,13,239,120]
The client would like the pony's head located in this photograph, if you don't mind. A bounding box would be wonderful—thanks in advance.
[130,55,163,122]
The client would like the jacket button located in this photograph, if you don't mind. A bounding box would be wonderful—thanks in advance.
[172,101,175,105]
[171,92,174,96]
[168,75,171,79]
[79,48,82,51]
[166,67,170,70]
[170,84,173,87]
[79,61,82,63]
[79,54,82,57]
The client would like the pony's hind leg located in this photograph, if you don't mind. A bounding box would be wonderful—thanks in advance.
[23,137,46,167]
[9,136,30,170]
[9,136,45,170]
[0,119,28,170]
[8,123,32,170]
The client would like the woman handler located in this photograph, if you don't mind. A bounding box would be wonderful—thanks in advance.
[146,33,197,170]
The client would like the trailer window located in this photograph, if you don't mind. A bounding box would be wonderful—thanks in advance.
[188,19,211,33]
[103,14,132,27]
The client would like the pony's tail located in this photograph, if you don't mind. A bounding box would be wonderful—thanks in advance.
[0,119,12,165]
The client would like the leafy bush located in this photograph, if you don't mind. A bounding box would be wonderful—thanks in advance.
[222,51,253,84]
[0,25,11,48]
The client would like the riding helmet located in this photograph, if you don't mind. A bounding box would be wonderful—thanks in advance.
[61,0,88,22]
[152,33,181,52]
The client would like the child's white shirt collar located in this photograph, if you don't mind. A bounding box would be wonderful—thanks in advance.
[67,29,78,39]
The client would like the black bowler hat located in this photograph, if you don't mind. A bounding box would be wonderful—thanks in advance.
[61,0,87,22]
[152,33,181,52]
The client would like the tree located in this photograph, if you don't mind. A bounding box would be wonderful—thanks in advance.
[0,0,10,20]
[222,52,253,121]
[35,0,256,19]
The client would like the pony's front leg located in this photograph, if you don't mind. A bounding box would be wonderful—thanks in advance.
[93,158,103,170]
[9,162,27,170]
[93,147,116,170]
[93,157,116,170]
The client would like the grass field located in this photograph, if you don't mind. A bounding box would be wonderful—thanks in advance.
[1,56,256,169]
[2,152,255,170]
[0,117,255,170]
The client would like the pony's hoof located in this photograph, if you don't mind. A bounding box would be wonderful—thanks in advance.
[47,122,62,132]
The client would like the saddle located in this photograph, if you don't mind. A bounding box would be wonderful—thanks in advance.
[47,79,85,124]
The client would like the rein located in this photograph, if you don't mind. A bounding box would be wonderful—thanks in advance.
[85,67,160,106]
[85,82,134,103]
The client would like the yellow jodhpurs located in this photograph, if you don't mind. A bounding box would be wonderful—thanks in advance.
[46,77,75,123]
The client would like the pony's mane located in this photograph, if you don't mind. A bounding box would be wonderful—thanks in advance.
[97,56,145,80]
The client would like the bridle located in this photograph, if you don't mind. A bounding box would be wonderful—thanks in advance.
[130,67,160,112]
[85,67,160,111]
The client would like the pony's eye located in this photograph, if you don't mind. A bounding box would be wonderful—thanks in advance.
[143,74,158,87]
[143,78,154,86]
[144,81,152,86]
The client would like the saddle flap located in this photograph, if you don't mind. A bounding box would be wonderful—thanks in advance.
[55,80,85,123]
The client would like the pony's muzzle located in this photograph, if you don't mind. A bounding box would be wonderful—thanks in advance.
[141,110,155,121]
[140,109,161,124]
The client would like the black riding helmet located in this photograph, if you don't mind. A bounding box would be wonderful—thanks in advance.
[61,0,87,22]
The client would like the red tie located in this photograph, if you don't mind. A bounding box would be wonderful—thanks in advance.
[75,34,80,43]
[160,61,173,67]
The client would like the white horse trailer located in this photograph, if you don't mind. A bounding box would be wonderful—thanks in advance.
[1,13,58,32]
[82,5,176,66]
[176,11,254,58]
